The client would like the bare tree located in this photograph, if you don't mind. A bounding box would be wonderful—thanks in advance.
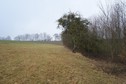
[90,0,126,61]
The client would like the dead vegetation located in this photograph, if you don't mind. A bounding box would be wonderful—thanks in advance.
[0,41,125,84]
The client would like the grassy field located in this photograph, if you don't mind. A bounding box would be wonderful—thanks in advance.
[0,41,125,84]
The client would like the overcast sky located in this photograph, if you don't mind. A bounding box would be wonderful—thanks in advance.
[0,0,115,38]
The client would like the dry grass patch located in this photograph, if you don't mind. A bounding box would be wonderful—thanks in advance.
[0,41,125,84]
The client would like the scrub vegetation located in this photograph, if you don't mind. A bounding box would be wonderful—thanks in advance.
[57,1,126,63]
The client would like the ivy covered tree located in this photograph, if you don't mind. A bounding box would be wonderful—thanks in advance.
[57,12,90,53]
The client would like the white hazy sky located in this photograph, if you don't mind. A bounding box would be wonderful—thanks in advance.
[0,0,115,38]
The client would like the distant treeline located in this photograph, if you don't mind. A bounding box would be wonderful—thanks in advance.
[0,33,61,41]
[14,33,51,41]
[14,33,61,41]
[57,1,126,63]
[0,36,11,40]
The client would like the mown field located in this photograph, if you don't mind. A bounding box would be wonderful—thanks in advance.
[0,41,125,84]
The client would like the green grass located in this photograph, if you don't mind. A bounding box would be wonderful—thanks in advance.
[0,41,125,84]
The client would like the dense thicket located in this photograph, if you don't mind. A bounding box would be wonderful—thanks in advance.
[58,1,126,62]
